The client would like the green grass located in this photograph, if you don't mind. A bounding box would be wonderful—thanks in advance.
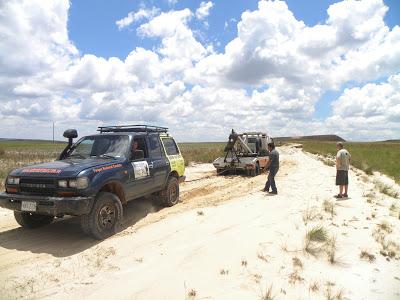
[0,140,225,189]
[296,140,400,183]
[179,142,225,166]
[0,140,66,151]
[0,140,65,190]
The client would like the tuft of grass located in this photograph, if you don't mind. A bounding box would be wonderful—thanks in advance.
[317,155,335,167]
[292,257,303,269]
[304,226,328,256]
[326,236,337,264]
[302,205,319,224]
[219,269,229,275]
[360,250,376,262]
[325,286,344,300]
[307,226,328,242]
[187,288,197,298]
[323,199,336,218]
[257,252,269,263]
[260,283,275,300]
[377,221,392,233]
[374,180,399,199]
[309,281,319,292]
[288,271,304,285]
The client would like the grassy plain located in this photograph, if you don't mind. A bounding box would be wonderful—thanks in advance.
[297,140,400,183]
[0,139,399,189]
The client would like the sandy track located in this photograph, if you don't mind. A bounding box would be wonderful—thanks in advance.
[0,146,399,299]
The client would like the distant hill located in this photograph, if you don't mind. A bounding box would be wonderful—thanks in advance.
[274,134,345,142]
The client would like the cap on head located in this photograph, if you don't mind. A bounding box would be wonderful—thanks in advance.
[267,142,275,149]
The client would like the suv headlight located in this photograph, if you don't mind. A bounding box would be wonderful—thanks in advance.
[6,177,19,185]
[58,177,89,189]
[58,180,68,188]
[69,177,89,189]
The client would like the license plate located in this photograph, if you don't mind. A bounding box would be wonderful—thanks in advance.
[21,201,36,212]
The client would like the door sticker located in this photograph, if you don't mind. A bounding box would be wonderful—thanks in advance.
[132,161,150,179]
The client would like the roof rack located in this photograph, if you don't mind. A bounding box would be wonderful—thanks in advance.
[97,125,168,134]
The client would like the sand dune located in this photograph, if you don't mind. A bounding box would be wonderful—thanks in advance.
[0,146,399,299]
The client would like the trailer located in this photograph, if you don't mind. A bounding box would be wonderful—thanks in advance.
[213,129,273,176]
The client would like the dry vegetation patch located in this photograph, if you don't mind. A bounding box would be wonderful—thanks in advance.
[360,250,376,262]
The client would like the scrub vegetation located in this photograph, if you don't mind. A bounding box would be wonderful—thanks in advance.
[0,140,65,190]
[295,140,400,183]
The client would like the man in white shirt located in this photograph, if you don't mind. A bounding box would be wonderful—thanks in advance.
[335,142,351,198]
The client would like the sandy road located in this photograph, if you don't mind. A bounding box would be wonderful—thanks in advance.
[0,146,399,299]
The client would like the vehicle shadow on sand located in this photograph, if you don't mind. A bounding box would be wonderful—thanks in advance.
[0,197,164,258]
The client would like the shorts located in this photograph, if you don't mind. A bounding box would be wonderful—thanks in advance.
[336,170,348,186]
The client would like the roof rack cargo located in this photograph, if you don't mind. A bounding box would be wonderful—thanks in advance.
[97,125,168,134]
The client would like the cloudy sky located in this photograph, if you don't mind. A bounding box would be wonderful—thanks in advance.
[0,0,399,142]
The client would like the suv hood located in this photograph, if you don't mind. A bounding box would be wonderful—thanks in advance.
[10,158,124,178]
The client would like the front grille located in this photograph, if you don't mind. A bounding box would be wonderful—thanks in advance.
[19,177,57,196]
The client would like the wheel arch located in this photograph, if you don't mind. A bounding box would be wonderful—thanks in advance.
[98,181,126,204]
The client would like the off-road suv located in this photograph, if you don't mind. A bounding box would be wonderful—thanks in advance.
[0,125,185,239]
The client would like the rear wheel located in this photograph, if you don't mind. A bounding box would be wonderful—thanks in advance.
[14,211,54,228]
[161,176,179,207]
[80,192,123,240]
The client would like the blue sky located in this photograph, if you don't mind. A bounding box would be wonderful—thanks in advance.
[67,0,400,123]
[1,0,399,141]
[69,0,400,59]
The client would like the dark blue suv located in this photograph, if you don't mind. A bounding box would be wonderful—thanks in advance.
[0,125,186,239]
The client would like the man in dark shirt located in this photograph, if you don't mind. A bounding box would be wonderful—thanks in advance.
[264,142,279,195]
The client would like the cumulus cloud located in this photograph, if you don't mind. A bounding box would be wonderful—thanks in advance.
[138,9,207,61]
[0,0,399,141]
[325,74,400,140]
[116,7,160,30]
[195,1,214,20]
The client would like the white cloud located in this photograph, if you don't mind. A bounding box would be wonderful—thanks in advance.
[0,0,399,142]
[116,7,160,30]
[195,1,214,20]
[325,74,400,140]
[138,9,207,61]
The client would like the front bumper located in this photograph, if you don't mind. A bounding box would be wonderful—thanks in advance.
[0,192,93,216]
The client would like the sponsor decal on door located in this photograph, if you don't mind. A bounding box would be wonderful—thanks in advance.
[132,161,150,179]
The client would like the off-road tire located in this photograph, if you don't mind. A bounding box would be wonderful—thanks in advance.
[14,211,54,228]
[80,192,123,240]
[161,176,179,207]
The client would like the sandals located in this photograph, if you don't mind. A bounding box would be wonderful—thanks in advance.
[334,194,343,198]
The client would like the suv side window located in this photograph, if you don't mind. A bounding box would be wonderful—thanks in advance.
[148,135,163,158]
[162,138,179,155]
[132,136,148,158]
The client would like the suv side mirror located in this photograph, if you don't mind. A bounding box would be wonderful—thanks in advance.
[63,129,78,146]
[59,129,78,160]
[132,150,144,160]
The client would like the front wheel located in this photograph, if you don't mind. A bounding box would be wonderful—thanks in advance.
[80,192,123,240]
[14,211,54,228]
[161,177,179,207]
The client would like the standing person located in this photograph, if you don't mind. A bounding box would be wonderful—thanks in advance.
[264,142,279,195]
[335,142,351,198]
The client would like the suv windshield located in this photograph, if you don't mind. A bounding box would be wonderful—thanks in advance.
[67,135,130,159]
